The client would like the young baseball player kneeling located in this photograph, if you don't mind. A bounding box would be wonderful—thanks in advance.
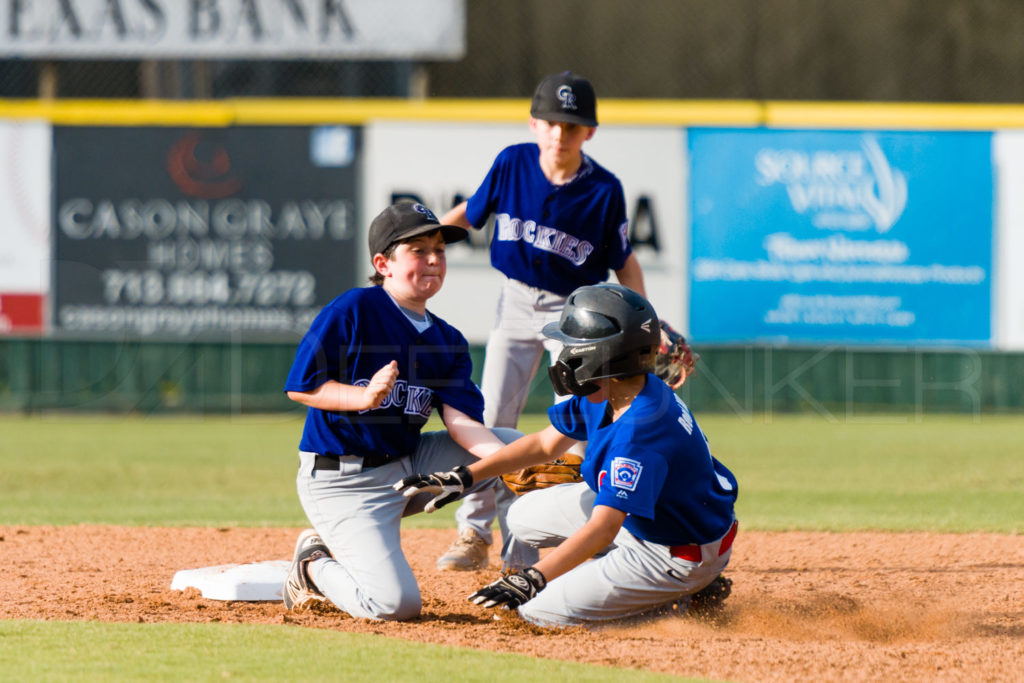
[282,201,524,620]
[395,284,738,627]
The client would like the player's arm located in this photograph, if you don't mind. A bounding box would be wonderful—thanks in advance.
[393,423,577,511]
[614,253,647,298]
[286,361,398,412]
[440,201,472,230]
[467,425,577,479]
[467,503,626,609]
[441,404,508,459]
[533,504,626,582]
[442,407,576,467]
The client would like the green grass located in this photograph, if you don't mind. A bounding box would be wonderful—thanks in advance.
[1,412,1020,532]
[0,413,310,527]
[0,621,686,682]
[2,412,1022,532]
[696,413,1024,533]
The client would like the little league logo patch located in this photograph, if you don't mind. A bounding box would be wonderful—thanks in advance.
[610,457,643,491]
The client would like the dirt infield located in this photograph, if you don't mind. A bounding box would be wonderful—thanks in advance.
[1,526,1020,681]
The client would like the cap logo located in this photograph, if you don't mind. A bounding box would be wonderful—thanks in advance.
[641,318,652,333]
[411,203,438,222]
[556,85,578,111]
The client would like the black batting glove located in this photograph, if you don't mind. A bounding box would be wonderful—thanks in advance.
[468,567,547,609]
[393,465,473,512]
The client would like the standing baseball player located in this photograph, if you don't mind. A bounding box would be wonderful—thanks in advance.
[436,70,649,571]
[396,284,737,626]
[281,201,522,619]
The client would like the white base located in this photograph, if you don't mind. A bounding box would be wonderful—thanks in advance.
[170,560,289,601]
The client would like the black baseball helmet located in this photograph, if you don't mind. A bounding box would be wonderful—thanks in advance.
[543,284,661,396]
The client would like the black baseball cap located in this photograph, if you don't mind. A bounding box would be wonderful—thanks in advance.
[368,201,468,257]
[530,71,598,127]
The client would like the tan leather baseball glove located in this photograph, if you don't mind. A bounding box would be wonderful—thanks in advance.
[655,319,699,389]
[501,453,584,495]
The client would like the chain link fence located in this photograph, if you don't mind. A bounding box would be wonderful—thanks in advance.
[3,1,1024,102]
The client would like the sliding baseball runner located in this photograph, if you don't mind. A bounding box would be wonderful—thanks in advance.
[395,284,735,627]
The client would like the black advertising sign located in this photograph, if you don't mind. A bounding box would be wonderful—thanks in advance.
[53,125,361,340]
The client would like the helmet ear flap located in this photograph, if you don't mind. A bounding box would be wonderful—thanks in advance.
[549,360,600,397]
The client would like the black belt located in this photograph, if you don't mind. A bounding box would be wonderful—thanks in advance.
[314,453,393,471]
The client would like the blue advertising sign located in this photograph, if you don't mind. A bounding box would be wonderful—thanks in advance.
[689,129,993,346]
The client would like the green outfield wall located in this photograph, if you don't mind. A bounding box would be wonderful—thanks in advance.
[2,339,1021,417]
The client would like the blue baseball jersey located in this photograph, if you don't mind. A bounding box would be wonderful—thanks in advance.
[285,286,484,460]
[465,143,632,296]
[547,374,738,546]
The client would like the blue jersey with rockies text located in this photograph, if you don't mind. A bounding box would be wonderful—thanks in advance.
[547,374,738,546]
[465,143,632,296]
[284,286,484,460]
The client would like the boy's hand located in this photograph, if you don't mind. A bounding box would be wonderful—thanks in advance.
[469,567,547,609]
[393,466,474,512]
[363,361,398,410]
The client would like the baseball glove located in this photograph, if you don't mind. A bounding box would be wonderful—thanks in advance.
[655,320,699,389]
[501,453,583,495]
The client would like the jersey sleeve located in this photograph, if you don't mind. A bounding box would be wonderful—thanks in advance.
[547,398,589,441]
[594,446,668,521]
[431,327,485,423]
[602,176,632,272]
[284,301,347,393]
[465,147,513,228]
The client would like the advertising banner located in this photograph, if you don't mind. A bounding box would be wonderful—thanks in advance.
[0,120,50,335]
[53,125,361,340]
[689,129,993,346]
[0,0,465,60]
[994,132,1024,350]
[364,122,687,344]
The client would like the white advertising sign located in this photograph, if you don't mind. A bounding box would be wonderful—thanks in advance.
[995,131,1024,350]
[0,120,50,292]
[364,121,687,344]
[0,0,465,59]
[0,119,50,334]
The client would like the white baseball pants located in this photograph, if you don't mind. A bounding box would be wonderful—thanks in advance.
[508,482,735,627]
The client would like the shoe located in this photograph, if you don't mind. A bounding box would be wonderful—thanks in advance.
[643,575,733,621]
[687,574,733,616]
[436,528,490,571]
[283,528,331,610]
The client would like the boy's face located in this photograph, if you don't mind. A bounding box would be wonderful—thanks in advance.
[529,117,595,165]
[374,231,447,303]
[584,378,610,404]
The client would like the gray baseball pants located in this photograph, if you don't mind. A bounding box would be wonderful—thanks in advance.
[510,483,735,627]
[297,427,522,620]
